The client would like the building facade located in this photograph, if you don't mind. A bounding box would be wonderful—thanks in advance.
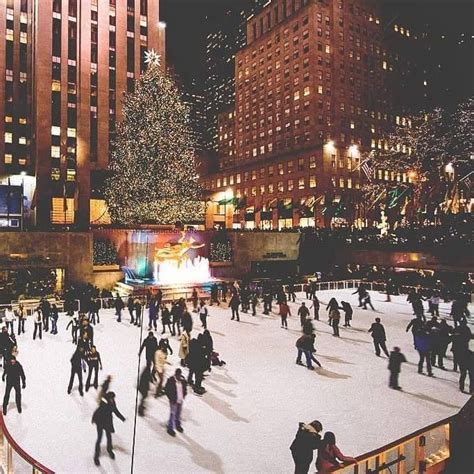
[0,0,165,229]
[203,0,268,153]
[202,0,424,229]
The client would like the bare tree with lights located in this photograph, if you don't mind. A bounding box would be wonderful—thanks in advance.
[361,100,473,224]
[105,51,203,225]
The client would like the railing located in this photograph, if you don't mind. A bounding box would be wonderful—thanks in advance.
[0,299,67,319]
[331,397,474,474]
[331,417,451,474]
[0,412,54,474]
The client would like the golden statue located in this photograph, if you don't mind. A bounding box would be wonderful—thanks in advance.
[155,231,204,264]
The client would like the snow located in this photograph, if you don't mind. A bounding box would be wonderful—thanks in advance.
[3,290,472,473]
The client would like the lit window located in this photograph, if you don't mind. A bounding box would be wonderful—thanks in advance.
[303,86,310,96]
[4,132,13,143]
[19,137,27,145]
[350,120,355,129]
[309,176,317,188]
[4,154,13,164]
[51,126,61,136]
[67,128,76,138]
[318,85,323,94]
[4,116,13,123]
[298,178,305,190]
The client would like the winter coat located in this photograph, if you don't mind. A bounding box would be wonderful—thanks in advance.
[154,349,168,375]
[316,444,355,473]
[165,376,187,404]
[140,336,158,361]
[329,309,341,322]
[178,332,190,360]
[92,398,125,432]
[2,361,26,385]
[229,295,241,309]
[388,351,407,373]
[368,322,386,342]
[414,332,432,353]
[181,312,193,333]
[296,335,313,351]
[289,423,321,464]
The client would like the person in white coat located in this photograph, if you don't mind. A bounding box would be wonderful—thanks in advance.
[178,330,190,367]
[4,308,15,336]
[33,308,42,340]
[154,342,169,397]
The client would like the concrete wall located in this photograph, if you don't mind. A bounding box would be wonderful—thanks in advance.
[0,232,93,283]
[90,270,124,290]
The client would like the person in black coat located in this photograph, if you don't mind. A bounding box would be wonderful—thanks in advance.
[127,296,135,324]
[0,327,15,367]
[388,347,407,390]
[289,420,323,474]
[139,332,158,370]
[181,310,193,334]
[85,346,103,392]
[340,301,353,327]
[68,348,84,396]
[2,357,26,415]
[92,391,125,465]
[50,304,59,335]
[165,368,187,436]
[80,319,94,347]
[229,293,241,321]
[406,317,424,347]
[368,318,389,357]
[458,349,473,394]
[186,338,206,394]
[114,295,124,322]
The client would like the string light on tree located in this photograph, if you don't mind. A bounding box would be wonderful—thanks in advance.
[104,49,203,225]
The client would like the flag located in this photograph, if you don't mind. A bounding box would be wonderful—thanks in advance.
[360,158,374,181]
[459,171,473,194]
[235,196,247,210]
[267,198,278,210]
[217,196,234,205]
[278,199,293,211]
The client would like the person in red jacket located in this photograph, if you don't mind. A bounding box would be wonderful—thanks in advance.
[316,432,356,473]
[279,301,291,329]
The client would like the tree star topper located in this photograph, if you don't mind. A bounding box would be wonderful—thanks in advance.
[144,49,161,67]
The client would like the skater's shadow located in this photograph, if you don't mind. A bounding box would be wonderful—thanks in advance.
[237,320,259,327]
[205,380,237,398]
[210,371,238,385]
[314,367,351,379]
[317,354,354,365]
[402,391,461,410]
[153,423,225,473]
[199,392,250,423]
[339,336,371,344]
[210,330,226,337]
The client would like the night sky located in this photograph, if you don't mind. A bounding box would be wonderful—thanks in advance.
[161,0,473,95]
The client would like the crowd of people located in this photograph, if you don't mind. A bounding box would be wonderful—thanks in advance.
[0,274,471,472]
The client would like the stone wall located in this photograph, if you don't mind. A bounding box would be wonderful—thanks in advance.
[0,232,93,283]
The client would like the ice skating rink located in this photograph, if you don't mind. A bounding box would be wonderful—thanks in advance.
[4,290,472,473]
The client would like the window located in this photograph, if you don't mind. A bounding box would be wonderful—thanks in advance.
[309,176,317,188]
[278,163,284,175]
[277,181,284,192]
[288,179,294,191]
[298,158,305,171]
[309,156,316,168]
[298,178,305,190]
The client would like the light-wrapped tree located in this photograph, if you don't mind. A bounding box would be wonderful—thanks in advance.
[105,51,203,225]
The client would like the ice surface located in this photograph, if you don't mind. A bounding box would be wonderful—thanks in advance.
[3,290,472,473]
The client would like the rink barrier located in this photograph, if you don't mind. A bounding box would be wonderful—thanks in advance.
[330,397,474,474]
[0,412,54,474]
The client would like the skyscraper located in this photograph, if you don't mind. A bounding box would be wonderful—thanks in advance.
[203,0,268,152]
[202,0,423,229]
[0,0,165,229]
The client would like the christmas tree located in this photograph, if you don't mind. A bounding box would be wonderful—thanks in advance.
[105,51,203,225]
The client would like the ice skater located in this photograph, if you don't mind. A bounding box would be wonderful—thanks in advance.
[138,365,152,416]
[33,308,43,340]
[352,283,368,307]
[178,330,190,367]
[165,368,187,437]
[66,315,79,344]
[296,334,314,370]
[50,304,59,335]
[289,420,323,474]
[229,292,241,321]
[329,307,341,337]
[68,347,85,396]
[310,295,320,320]
[388,347,406,390]
[4,307,15,336]
[298,302,310,327]
[199,300,209,329]
[153,341,169,397]
[85,346,103,392]
[368,318,389,357]
[414,328,434,376]
[92,391,126,466]
[340,301,353,327]
[114,295,124,322]
[316,432,357,473]
[2,357,26,415]
[16,304,26,336]
[161,304,173,335]
[139,332,158,371]
[279,300,291,329]
[458,348,473,394]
